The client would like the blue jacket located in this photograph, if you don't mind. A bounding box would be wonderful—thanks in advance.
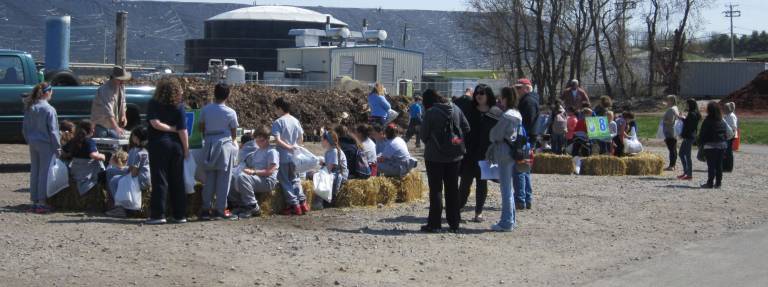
[22,100,61,149]
[368,92,391,118]
[408,102,423,121]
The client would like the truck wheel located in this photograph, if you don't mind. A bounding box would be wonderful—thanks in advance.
[45,70,80,86]
[125,105,141,130]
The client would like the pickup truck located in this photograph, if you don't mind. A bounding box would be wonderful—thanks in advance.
[0,49,154,142]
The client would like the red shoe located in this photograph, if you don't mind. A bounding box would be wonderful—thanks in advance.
[280,205,303,216]
[280,206,294,216]
[682,175,693,180]
[294,205,304,216]
[677,174,687,179]
[300,201,310,213]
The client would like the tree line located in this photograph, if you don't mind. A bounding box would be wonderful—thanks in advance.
[704,31,768,57]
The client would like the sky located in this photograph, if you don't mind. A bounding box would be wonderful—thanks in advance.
[150,0,766,35]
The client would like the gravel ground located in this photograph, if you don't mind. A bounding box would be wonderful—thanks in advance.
[0,143,767,287]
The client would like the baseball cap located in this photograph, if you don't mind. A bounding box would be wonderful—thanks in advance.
[514,78,532,87]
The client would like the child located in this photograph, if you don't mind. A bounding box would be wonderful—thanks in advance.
[354,124,378,176]
[551,105,567,154]
[59,120,75,148]
[104,150,129,193]
[335,125,371,179]
[106,126,151,217]
[231,127,278,218]
[317,129,348,207]
[571,108,591,157]
[22,82,60,214]
[64,120,106,195]
[403,95,423,148]
[272,97,306,215]
[605,111,618,155]
[377,125,417,177]
[370,123,386,155]
[565,107,578,145]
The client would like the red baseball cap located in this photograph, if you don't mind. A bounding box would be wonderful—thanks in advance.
[514,78,532,87]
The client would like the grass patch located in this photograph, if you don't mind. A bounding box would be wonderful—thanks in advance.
[633,115,768,145]
[438,70,501,79]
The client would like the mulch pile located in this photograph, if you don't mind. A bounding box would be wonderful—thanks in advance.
[723,70,768,111]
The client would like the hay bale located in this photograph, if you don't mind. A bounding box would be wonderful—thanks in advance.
[335,179,376,207]
[370,177,398,205]
[579,155,627,176]
[623,152,665,176]
[261,179,314,215]
[532,153,575,174]
[46,181,108,212]
[390,171,425,203]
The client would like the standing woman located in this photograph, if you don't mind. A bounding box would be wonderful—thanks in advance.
[662,95,680,171]
[199,83,239,220]
[367,82,391,125]
[458,84,501,223]
[677,99,700,180]
[486,87,522,232]
[419,89,470,233]
[697,102,729,189]
[722,102,738,172]
[22,82,61,214]
[146,78,190,224]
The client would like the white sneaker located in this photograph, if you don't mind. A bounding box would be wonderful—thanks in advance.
[144,218,167,225]
[490,224,513,232]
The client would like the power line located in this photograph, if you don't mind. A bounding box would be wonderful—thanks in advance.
[723,2,741,61]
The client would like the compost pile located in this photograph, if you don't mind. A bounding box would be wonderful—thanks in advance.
[128,78,413,136]
[723,70,768,111]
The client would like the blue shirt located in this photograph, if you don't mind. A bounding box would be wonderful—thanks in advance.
[368,92,391,118]
[146,99,186,143]
[22,100,61,149]
[65,138,97,159]
[408,102,423,120]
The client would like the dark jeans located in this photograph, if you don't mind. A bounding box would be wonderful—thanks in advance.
[679,138,694,176]
[613,136,624,157]
[705,148,725,187]
[723,139,734,172]
[551,134,566,154]
[148,139,186,220]
[665,138,678,168]
[403,120,422,147]
[425,160,461,230]
[458,159,487,215]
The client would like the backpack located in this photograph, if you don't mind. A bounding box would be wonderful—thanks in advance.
[340,141,371,179]
[508,125,532,161]
[431,107,466,158]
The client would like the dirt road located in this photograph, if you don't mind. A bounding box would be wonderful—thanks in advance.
[0,143,766,286]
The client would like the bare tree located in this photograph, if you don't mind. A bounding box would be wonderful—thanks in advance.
[645,0,661,98]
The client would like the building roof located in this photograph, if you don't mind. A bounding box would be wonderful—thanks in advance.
[208,6,347,26]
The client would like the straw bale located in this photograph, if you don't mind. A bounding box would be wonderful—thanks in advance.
[262,179,314,215]
[46,181,108,212]
[579,155,627,176]
[335,179,375,207]
[370,177,398,205]
[623,152,665,176]
[532,153,575,175]
[391,171,425,203]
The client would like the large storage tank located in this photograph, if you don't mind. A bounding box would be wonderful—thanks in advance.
[45,15,71,72]
[184,6,347,76]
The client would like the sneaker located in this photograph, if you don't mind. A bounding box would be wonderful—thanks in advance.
[300,201,310,213]
[213,209,239,221]
[420,225,441,233]
[169,217,187,224]
[471,215,485,223]
[677,174,687,179]
[105,207,127,218]
[198,210,211,221]
[700,183,714,189]
[515,202,526,210]
[525,202,532,210]
[237,205,261,219]
[26,204,39,213]
[280,206,294,216]
[34,205,53,214]
[490,224,513,232]
[664,167,675,171]
[682,175,693,180]
[144,218,167,225]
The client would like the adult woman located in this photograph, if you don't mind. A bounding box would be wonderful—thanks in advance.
[22,82,60,214]
[678,99,701,180]
[367,82,391,125]
[486,87,522,232]
[697,102,729,189]
[662,95,680,171]
[723,102,738,172]
[419,89,470,233]
[458,84,501,222]
[146,78,190,224]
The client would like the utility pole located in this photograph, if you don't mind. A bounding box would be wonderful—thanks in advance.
[724,3,741,61]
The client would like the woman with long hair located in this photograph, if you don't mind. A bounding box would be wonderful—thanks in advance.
[145,78,190,224]
[662,95,681,171]
[697,102,729,189]
[677,99,701,180]
[458,84,501,223]
[485,87,523,232]
[368,82,391,125]
[22,82,61,214]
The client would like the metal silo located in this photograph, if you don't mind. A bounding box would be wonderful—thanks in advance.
[45,15,71,72]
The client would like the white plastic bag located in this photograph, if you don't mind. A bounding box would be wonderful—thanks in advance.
[572,156,582,175]
[293,146,319,174]
[673,119,684,138]
[115,175,142,210]
[655,120,665,139]
[46,158,69,197]
[478,160,499,180]
[183,156,197,194]
[312,168,334,202]
[624,136,644,155]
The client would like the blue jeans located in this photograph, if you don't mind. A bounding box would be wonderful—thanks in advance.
[679,138,694,176]
[497,161,516,229]
[95,124,118,139]
[551,134,566,154]
[513,170,532,206]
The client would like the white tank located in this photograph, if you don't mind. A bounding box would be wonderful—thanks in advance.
[225,65,246,85]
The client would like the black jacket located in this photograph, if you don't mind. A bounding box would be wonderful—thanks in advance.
[463,106,500,162]
[681,111,701,140]
[518,92,540,135]
[697,117,728,146]
[453,95,473,119]
[420,102,471,163]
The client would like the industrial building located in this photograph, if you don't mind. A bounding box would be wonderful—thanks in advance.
[680,61,768,98]
[275,46,423,93]
[184,6,348,75]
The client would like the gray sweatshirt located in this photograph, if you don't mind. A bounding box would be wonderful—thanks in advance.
[22,100,61,149]
[486,109,523,165]
[420,102,470,163]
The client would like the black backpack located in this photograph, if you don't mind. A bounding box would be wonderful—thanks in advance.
[508,125,532,161]
[340,140,371,179]
[431,107,466,158]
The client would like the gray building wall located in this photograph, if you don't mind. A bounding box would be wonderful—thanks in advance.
[680,61,768,98]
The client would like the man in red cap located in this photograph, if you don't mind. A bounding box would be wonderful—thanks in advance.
[513,78,538,210]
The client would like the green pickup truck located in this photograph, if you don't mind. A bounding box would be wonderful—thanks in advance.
[0,49,155,142]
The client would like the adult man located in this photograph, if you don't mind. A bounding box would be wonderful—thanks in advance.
[91,66,130,138]
[453,87,474,118]
[513,78,538,211]
[560,79,590,112]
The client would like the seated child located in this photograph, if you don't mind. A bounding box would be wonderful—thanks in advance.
[63,120,105,195]
[354,124,378,176]
[318,129,348,206]
[106,126,151,217]
[571,108,592,157]
[105,150,129,194]
[377,125,417,177]
[606,111,618,155]
[230,127,279,218]
[59,120,75,149]
[335,125,371,179]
